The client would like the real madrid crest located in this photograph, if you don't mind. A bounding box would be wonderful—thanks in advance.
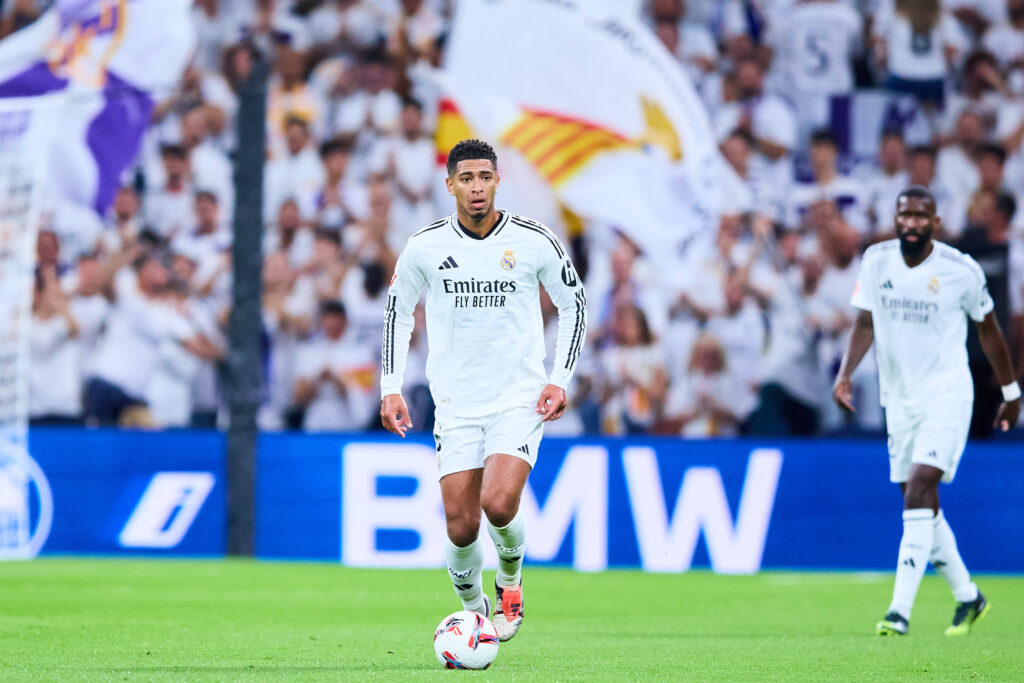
[927,277,940,294]
[501,249,516,270]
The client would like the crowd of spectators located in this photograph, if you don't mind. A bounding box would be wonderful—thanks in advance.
[17,0,1024,438]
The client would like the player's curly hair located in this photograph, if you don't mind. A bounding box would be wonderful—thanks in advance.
[446,138,497,177]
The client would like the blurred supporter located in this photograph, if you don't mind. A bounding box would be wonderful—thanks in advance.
[937,110,985,197]
[649,0,718,90]
[747,253,828,436]
[861,129,910,235]
[306,0,387,52]
[266,198,316,269]
[369,98,435,242]
[264,116,326,220]
[588,236,668,345]
[191,0,230,72]
[596,302,668,435]
[786,129,869,235]
[35,230,68,278]
[386,0,445,58]
[234,0,311,60]
[144,144,195,241]
[658,334,754,437]
[907,143,967,239]
[179,106,235,211]
[304,227,350,307]
[328,48,402,146]
[815,223,882,430]
[315,135,363,231]
[292,300,376,431]
[101,186,143,256]
[958,191,1017,437]
[150,63,238,156]
[970,143,1024,228]
[714,56,798,190]
[943,51,1009,138]
[339,211,397,354]
[261,252,314,430]
[145,280,224,428]
[872,0,967,111]
[267,44,323,156]
[64,252,111,385]
[720,128,783,222]
[29,267,82,425]
[84,253,170,427]
[173,191,231,278]
[765,0,862,138]
[703,271,765,411]
[983,0,1024,69]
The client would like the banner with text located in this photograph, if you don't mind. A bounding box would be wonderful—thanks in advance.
[22,430,1024,572]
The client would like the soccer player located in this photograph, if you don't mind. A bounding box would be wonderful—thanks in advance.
[833,186,1020,636]
[380,139,586,641]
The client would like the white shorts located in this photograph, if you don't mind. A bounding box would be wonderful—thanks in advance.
[885,398,972,484]
[433,404,544,480]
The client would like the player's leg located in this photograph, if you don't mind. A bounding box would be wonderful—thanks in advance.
[917,408,988,634]
[480,405,542,641]
[437,419,490,617]
[877,410,921,635]
[441,469,490,617]
[480,453,531,641]
[881,462,943,635]
[932,508,988,635]
[482,453,531,581]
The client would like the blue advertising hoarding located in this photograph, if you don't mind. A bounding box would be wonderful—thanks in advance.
[13,429,1023,572]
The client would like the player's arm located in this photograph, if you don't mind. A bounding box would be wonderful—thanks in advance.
[974,312,1021,432]
[833,309,874,413]
[537,242,587,423]
[380,244,427,437]
[962,255,1020,431]
[834,254,877,412]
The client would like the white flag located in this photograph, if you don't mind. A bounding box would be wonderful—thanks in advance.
[437,0,746,283]
[0,0,196,216]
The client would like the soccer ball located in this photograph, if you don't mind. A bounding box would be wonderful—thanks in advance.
[433,610,499,670]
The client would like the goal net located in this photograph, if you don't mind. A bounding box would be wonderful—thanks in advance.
[0,96,58,559]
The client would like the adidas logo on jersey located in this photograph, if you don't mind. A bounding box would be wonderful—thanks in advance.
[517,444,530,456]
[880,280,893,289]
[438,256,459,270]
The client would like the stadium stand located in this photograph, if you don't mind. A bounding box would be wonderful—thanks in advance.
[15,0,1024,437]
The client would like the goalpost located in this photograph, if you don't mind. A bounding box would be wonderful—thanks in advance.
[0,96,58,559]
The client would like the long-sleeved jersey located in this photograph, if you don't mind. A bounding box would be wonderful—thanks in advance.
[381,210,586,418]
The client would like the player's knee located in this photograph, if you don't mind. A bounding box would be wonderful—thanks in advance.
[903,478,937,509]
[446,514,481,547]
[481,494,519,528]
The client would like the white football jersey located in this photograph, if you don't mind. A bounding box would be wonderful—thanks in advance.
[769,1,862,94]
[382,211,587,418]
[851,240,993,411]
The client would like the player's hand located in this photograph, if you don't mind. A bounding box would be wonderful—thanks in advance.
[993,399,1020,432]
[536,384,566,423]
[832,374,855,413]
[381,394,412,437]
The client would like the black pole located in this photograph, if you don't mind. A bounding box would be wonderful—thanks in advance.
[226,58,268,556]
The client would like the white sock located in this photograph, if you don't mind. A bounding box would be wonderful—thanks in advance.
[444,535,486,614]
[487,509,526,587]
[889,508,934,620]
[930,509,978,603]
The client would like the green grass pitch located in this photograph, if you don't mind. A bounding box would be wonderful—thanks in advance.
[2,558,1022,681]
